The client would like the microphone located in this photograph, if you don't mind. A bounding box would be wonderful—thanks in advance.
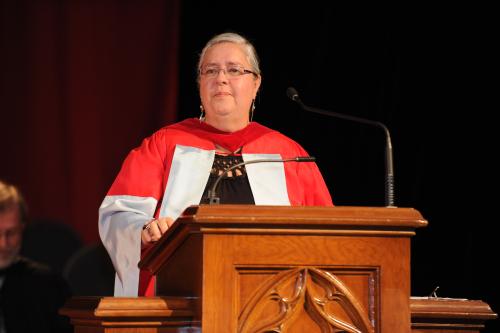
[207,156,316,204]
[287,87,395,207]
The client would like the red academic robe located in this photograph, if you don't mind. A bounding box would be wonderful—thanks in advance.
[99,119,333,296]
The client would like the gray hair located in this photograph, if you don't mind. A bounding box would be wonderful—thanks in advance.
[197,32,261,76]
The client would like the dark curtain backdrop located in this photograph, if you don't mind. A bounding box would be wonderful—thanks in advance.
[177,2,498,331]
[0,1,180,243]
[1,1,497,331]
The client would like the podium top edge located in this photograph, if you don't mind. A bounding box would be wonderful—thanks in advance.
[179,205,428,228]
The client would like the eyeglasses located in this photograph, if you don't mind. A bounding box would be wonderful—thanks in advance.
[199,65,257,78]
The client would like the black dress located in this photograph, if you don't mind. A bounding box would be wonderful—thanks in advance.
[200,154,255,204]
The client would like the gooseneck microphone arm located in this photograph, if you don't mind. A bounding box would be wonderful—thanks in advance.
[286,87,395,207]
[207,156,316,205]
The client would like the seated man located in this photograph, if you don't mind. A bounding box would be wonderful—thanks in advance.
[0,179,73,333]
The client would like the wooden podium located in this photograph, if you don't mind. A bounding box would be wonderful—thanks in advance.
[61,205,497,332]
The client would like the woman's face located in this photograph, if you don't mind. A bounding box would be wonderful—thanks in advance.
[199,42,261,132]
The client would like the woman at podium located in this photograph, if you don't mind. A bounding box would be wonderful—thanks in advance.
[98,32,333,297]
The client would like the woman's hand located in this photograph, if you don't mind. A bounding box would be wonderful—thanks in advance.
[141,217,174,247]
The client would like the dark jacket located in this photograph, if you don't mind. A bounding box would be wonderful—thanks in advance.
[0,257,73,333]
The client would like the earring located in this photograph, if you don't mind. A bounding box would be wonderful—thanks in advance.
[250,99,255,122]
[199,105,205,122]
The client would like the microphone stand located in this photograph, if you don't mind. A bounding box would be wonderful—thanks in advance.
[287,87,395,207]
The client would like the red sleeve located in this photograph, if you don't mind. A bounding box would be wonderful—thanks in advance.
[245,132,333,206]
[284,143,333,206]
[107,130,169,201]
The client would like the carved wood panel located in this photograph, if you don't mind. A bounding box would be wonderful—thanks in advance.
[237,266,379,333]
